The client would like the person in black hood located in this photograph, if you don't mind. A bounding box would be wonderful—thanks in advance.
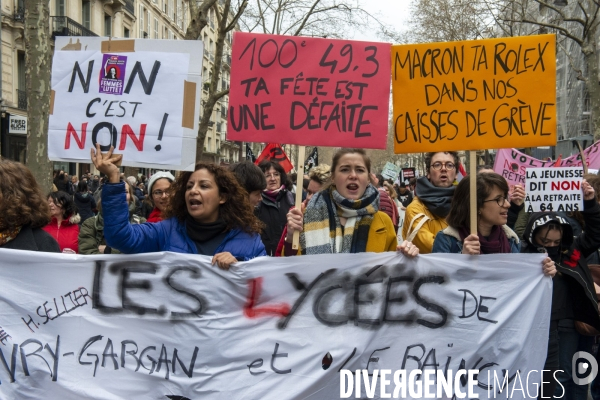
[521,179,600,399]
[73,181,96,224]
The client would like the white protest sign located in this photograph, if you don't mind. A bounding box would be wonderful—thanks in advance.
[0,250,550,399]
[525,167,584,212]
[48,37,203,171]
[381,162,400,180]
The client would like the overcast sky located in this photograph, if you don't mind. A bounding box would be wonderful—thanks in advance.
[356,0,411,42]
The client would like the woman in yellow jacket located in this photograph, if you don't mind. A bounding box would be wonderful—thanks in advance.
[283,148,418,256]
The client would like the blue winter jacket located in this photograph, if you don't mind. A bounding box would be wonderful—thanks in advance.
[102,182,266,259]
[432,225,521,254]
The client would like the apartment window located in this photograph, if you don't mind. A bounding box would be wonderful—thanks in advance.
[163,0,167,14]
[207,137,212,152]
[124,28,130,38]
[168,30,173,40]
[55,0,65,16]
[163,27,167,39]
[154,18,158,39]
[17,52,26,90]
[139,5,145,38]
[168,0,173,20]
[82,0,91,29]
[104,14,112,36]
[147,10,151,38]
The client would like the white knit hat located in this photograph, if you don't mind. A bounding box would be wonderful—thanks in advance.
[147,171,175,194]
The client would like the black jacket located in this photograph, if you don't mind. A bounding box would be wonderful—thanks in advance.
[256,190,294,256]
[1,225,60,252]
[521,200,600,331]
[74,192,97,224]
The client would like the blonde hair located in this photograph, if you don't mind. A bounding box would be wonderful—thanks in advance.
[308,164,331,185]
[383,182,397,200]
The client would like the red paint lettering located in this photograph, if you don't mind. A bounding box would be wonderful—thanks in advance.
[64,122,88,149]
[244,278,290,318]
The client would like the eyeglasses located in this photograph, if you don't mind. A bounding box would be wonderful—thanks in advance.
[483,196,509,206]
[265,173,280,179]
[152,190,169,197]
[430,162,456,171]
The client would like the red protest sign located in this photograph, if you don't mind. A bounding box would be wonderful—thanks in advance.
[255,143,294,173]
[227,33,391,149]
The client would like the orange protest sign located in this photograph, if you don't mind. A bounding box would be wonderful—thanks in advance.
[391,34,556,154]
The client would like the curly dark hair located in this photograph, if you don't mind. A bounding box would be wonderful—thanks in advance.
[0,158,51,230]
[163,163,263,234]
[47,191,77,220]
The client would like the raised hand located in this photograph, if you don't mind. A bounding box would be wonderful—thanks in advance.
[90,144,122,183]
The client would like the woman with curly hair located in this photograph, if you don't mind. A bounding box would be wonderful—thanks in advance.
[91,145,266,268]
[43,190,81,253]
[0,159,59,252]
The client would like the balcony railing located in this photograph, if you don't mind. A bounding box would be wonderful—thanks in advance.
[17,89,27,110]
[51,16,98,40]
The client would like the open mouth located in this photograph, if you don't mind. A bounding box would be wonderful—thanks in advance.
[189,199,202,208]
[347,183,359,191]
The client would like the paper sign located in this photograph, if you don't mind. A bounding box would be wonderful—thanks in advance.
[525,167,584,212]
[0,249,550,399]
[381,161,400,180]
[392,35,556,153]
[227,33,391,148]
[48,37,203,171]
[494,144,600,187]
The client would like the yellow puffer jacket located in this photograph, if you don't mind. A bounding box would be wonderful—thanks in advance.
[402,196,448,254]
[283,211,397,255]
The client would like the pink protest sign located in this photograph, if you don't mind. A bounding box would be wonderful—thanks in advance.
[227,32,391,148]
[493,142,600,186]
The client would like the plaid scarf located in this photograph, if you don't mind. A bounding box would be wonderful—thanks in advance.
[300,185,379,254]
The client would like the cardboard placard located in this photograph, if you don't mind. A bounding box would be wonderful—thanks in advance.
[525,167,584,212]
[392,35,556,153]
[48,37,203,171]
[227,33,391,148]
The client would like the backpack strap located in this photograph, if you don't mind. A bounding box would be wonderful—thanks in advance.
[406,213,430,242]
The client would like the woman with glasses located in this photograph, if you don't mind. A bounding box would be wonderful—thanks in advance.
[90,145,266,268]
[256,160,294,255]
[145,171,175,222]
[432,172,525,255]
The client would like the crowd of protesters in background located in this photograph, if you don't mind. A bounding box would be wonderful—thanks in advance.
[4,147,600,399]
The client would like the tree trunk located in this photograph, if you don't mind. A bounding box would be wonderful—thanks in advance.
[24,0,52,192]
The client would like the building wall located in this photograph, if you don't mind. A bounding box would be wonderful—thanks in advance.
[0,0,243,167]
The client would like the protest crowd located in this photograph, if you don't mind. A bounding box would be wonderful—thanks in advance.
[2,144,600,399]
[1,30,598,400]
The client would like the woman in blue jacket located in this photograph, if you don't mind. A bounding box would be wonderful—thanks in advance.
[432,173,523,254]
[91,145,266,269]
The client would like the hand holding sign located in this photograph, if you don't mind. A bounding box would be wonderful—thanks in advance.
[90,144,122,183]
[583,179,595,201]
[510,184,526,207]
[462,234,480,255]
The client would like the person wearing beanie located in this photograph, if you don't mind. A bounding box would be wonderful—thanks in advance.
[145,171,175,222]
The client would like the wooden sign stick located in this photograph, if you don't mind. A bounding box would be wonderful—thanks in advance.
[573,140,588,175]
[292,146,306,250]
[469,151,477,235]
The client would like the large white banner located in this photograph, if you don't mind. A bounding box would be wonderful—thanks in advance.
[49,37,203,171]
[0,250,550,399]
